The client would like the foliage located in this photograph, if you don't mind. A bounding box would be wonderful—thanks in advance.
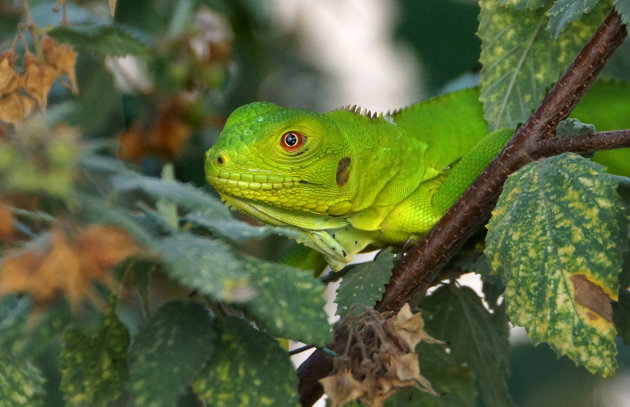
[487,153,625,376]
[335,248,394,318]
[0,0,630,406]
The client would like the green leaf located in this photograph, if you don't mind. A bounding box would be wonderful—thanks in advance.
[184,207,304,244]
[385,342,476,407]
[60,304,129,407]
[184,208,277,242]
[158,234,253,303]
[613,289,630,345]
[547,0,600,39]
[159,233,330,344]
[479,0,608,131]
[244,259,332,346]
[129,301,217,407]
[0,295,30,356]
[614,0,630,25]
[555,118,597,138]
[498,0,547,9]
[193,317,299,407]
[0,358,46,407]
[486,153,627,376]
[113,171,227,212]
[420,284,512,407]
[335,249,394,318]
[48,25,148,56]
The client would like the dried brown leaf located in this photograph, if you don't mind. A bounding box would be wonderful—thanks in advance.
[387,352,438,396]
[0,205,14,240]
[0,231,79,304]
[0,52,19,95]
[118,125,147,162]
[76,225,140,278]
[109,0,117,16]
[151,105,191,158]
[42,36,78,93]
[393,303,443,351]
[0,91,37,124]
[319,368,364,407]
[0,226,141,307]
[22,54,59,108]
[118,102,192,162]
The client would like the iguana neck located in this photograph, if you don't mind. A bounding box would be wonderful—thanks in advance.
[323,109,429,215]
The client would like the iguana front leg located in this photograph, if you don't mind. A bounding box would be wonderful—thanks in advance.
[291,227,376,271]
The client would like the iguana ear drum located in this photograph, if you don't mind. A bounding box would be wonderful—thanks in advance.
[336,157,351,187]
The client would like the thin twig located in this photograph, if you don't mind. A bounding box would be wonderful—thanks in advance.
[289,344,315,357]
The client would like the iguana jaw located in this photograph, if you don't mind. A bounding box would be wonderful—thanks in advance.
[217,192,348,231]
[205,158,348,215]
[218,194,355,269]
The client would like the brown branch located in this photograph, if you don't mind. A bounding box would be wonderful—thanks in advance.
[298,9,628,406]
[535,130,630,157]
[379,8,627,312]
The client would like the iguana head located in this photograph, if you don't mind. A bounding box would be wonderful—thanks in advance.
[205,102,358,228]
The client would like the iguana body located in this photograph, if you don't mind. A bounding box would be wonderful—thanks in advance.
[205,82,630,270]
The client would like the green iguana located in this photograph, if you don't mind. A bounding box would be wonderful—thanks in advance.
[204,81,630,270]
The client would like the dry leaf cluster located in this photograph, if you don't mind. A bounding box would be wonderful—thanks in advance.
[0,37,77,124]
[0,205,14,240]
[118,99,193,162]
[320,304,444,407]
[0,225,141,307]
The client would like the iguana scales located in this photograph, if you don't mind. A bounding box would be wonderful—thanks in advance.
[204,82,630,270]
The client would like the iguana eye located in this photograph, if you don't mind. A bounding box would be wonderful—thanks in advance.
[280,131,305,152]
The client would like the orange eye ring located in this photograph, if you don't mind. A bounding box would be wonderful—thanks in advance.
[280,131,305,152]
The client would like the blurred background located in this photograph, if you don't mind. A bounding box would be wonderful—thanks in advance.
[2,0,630,405]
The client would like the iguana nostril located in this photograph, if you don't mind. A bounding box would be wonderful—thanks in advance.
[216,154,226,165]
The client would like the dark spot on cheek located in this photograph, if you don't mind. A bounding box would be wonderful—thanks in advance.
[336,157,351,187]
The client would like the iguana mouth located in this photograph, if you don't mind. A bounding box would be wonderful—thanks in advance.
[206,170,304,191]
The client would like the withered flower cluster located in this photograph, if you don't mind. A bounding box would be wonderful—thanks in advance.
[320,304,443,407]
[0,36,77,124]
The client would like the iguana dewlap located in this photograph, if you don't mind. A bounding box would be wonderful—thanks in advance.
[204,88,513,270]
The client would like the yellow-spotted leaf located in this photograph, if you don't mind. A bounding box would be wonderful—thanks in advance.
[60,303,129,406]
[129,301,217,407]
[546,0,601,39]
[486,153,627,376]
[479,0,609,131]
[193,317,299,407]
[419,285,511,407]
[335,249,394,318]
[158,234,253,303]
[243,259,332,346]
[0,358,45,406]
